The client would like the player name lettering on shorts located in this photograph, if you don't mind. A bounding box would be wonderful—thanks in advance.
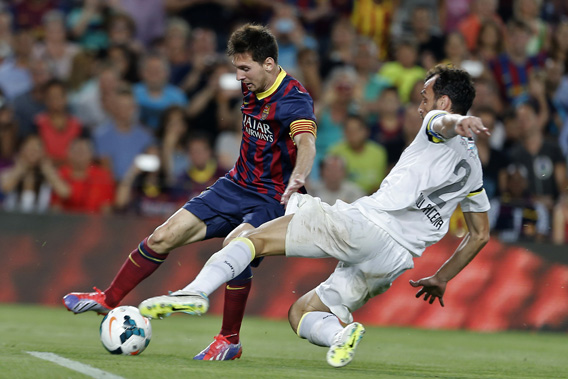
[415,193,444,230]
[243,115,274,142]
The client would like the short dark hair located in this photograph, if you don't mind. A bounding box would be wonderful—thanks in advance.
[425,65,475,115]
[508,18,532,34]
[345,113,369,129]
[227,24,278,64]
[43,78,67,94]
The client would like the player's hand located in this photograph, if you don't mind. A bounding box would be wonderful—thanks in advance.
[409,275,447,307]
[281,175,305,205]
[455,116,490,139]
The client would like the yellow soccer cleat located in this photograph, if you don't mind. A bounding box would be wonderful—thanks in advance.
[326,322,366,368]
[138,290,209,320]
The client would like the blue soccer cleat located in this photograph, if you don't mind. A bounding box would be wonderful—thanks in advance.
[193,334,243,361]
[63,287,112,315]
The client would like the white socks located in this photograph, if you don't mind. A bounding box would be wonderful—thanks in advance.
[297,311,343,347]
[182,238,255,295]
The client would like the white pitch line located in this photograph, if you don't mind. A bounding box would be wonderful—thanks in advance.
[26,351,125,379]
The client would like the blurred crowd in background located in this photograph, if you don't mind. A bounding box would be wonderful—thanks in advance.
[1,0,568,246]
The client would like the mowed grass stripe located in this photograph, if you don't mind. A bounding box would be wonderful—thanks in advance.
[0,304,566,379]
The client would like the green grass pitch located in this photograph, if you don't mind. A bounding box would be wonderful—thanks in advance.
[0,304,566,379]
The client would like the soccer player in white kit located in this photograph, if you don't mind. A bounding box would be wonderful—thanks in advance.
[139,65,491,367]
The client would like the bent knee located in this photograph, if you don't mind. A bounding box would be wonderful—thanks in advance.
[148,224,179,253]
[288,300,305,333]
[288,289,326,333]
[238,230,265,254]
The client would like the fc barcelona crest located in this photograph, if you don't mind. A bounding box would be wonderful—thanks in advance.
[261,105,271,120]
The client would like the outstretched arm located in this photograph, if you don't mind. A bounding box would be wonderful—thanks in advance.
[281,132,316,205]
[432,114,490,140]
[410,211,490,306]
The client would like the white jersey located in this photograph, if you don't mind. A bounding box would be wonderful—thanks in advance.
[352,110,490,256]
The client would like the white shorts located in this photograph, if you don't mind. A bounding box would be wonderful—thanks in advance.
[285,194,414,324]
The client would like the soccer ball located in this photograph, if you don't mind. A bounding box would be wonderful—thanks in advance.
[100,306,152,355]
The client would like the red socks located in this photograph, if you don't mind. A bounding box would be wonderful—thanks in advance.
[220,278,252,344]
[104,237,166,307]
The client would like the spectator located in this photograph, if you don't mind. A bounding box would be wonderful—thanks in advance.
[66,0,111,51]
[173,132,226,201]
[408,77,426,105]
[12,0,56,36]
[351,0,394,60]
[540,59,567,137]
[0,30,34,100]
[269,3,317,76]
[185,59,240,141]
[67,50,98,93]
[156,105,190,184]
[35,79,82,166]
[11,59,51,138]
[295,47,323,102]
[51,136,115,214]
[407,5,446,63]
[0,135,67,213]
[391,0,444,41]
[106,43,139,84]
[114,0,166,48]
[352,37,392,123]
[508,100,566,211]
[457,0,504,53]
[312,66,359,180]
[378,38,426,103]
[470,77,504,120]
[165,0,238,47]
[550,20,568,74]
[475,20,506,63]
[328,114,387,194]
[490,164,549,243]
[401,101,423,147]
[320,17,356,79]
[106,12,142,53]
[134,53,188,130]
[0,9,13,47]
[114,145,180,217]
[473,107,509,201]
[180,28,221,95]
[214,107,241,172]
[93,87,155,181]
[488,18,546,104]
[513,0,550,55]
[163,17,191,86]
[442,0,475,33]
[442,31,470,68]
[372,86,405,169]
[70,65,123,132]
[32,10,80,81]
[0,94,18,170]
[308,154,364,205]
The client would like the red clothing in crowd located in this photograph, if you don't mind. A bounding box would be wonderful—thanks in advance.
[52,165,115,213]
[35,113,82,164]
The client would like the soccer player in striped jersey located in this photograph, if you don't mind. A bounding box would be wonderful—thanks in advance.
[63,24,317,361]
[139,65,491,367]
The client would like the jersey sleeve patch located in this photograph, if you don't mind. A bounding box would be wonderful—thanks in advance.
[425,112,447,143]
[290,119,317,139]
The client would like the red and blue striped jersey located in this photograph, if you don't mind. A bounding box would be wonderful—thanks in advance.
[489,52,546,103]
[227,68,317,202]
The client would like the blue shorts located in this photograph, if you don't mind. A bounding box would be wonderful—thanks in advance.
[183,177,285,239]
